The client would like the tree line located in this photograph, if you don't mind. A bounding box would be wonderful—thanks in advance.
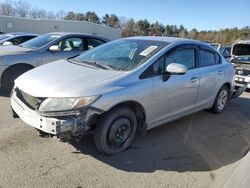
[0,0,249,45]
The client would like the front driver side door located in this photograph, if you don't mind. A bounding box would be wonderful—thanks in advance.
[147,45,200,128]
[41,37,86,64]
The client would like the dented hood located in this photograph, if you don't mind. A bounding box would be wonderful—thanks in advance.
[15,59,124,98]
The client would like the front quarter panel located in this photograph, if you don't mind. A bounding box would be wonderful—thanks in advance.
[91,77,152,123]
[0,52,42,67]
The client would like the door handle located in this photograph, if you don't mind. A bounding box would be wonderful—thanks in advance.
[190,77,199,83]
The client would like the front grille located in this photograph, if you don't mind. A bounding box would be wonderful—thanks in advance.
[15,88,44,110]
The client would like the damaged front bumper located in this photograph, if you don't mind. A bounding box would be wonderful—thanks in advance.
[11,91,103,139]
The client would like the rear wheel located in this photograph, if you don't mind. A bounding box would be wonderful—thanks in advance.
[2,65,33,92]
[94,107,137,155]
[210,86,229,113]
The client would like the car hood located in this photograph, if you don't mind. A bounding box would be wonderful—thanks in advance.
[0,45,32,55]
[15,59,124,98]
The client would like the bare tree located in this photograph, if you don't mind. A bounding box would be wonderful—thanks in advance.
[47,10,55,19]
[29,6,39,19]
[0,0,14,16]
[55,10,65,20]
[29,7,47,19]
[14,0,30,17]
[37,8,47,19]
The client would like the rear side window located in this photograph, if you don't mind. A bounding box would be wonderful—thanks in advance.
[199,50,216,67]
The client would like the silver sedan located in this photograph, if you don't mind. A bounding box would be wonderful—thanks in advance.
[11,37,238,154]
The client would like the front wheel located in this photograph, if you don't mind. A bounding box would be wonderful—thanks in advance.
[210,86,229,114]
[94,107,137,155]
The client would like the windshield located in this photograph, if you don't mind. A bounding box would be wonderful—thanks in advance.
[74,39,168,71]
[20,34,61,49]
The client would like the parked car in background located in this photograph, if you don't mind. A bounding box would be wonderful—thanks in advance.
[0,32,38,46]
[219,45,231,59]
[11,37,240,155]
[231,39,250,90]
[0,32,109,91]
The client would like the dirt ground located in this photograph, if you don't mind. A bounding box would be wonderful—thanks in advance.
[0,89,250,188]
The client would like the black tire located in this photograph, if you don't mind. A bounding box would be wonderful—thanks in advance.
[209,86,229,114]
[94,107,137,155]
[2,65,32,92]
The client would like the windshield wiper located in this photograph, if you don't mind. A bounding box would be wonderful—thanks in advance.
[92,61,113,70]
[68,58,113,70]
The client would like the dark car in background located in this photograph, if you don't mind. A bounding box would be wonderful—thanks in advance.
[0,32,109,91]
[0,32,39,46]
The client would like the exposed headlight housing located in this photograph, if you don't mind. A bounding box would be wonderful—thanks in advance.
[39,96,100,112]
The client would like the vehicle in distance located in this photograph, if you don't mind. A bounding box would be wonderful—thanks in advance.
[0,32,109,91]
[231,39,250,90]
[0,32,38,46]
[11,37,238,155]
[219,45,231,59]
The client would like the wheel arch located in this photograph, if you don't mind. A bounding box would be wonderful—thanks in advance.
[103,100,147,133]
[1,63,35,87]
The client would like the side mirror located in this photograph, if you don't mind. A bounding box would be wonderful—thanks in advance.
[49,45,60,52]
[2,41,13,46]
[166,63,187,75]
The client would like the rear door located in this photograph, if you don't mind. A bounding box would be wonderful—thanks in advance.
[195,46,224,110]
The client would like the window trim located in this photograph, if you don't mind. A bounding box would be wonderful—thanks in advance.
[139,44,199,80]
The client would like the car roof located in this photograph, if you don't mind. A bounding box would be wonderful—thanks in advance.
[124,36,211,46]
[6,32,39,36]
[45,32,110,42]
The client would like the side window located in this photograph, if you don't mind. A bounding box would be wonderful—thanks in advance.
[165,48,195,69]
[88,38,105,49]
[199,50,216,67]
[20,36,36,43]
[57,37,84,52]
[9,37,22,45]
[140,56,165,79]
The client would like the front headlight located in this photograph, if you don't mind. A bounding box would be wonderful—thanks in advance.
[39,96,100,112]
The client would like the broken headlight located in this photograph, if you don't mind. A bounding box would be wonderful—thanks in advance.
[39,96,100,112]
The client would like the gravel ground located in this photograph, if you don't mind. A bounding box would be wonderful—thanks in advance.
[0,89,250,188]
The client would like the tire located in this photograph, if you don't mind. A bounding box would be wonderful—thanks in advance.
[210,86,229,114]
[2,65,32,92]
[94,107,137,155]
